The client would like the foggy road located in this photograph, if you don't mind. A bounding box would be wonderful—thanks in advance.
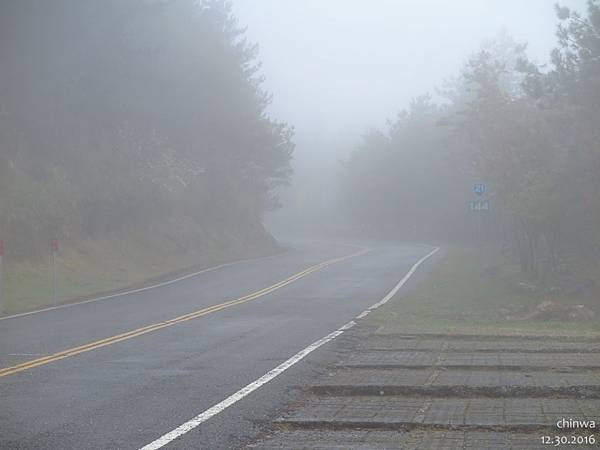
[0,240,435,450]
[2,1,599,449]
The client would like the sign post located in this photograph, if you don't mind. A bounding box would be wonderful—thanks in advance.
[51,239,58,307]
[470,184,489,258]
[0,240,4,314]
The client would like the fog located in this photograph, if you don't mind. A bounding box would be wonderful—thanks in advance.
[0,0,598,320]
[234,0,582,133]
[232,0,588,234]
[1,3,599,447]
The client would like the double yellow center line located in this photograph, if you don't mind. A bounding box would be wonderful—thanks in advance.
[0,246,368,378]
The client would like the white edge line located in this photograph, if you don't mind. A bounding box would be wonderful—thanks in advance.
[139,321,356,450]
[363,246,439,312]
[139,245,440,450]
[355,310,370,319]
[0,253,284,322]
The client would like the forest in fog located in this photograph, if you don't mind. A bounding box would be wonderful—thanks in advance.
[0,0,293,259]
[0,0,599,292]
[341,2,600,282]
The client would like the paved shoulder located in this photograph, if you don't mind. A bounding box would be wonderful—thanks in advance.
[248,329,600,449]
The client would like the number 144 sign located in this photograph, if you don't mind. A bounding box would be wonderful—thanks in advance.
[469,200,490,212]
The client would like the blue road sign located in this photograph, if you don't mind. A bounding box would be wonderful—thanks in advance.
[469,200,490,212]
[474,183,486,196]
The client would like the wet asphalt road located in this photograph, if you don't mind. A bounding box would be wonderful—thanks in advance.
[0,239,432,449]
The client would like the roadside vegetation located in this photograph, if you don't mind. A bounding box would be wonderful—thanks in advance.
[341,2,600,322]
[0,1,292,313]
[370,248,600,337]
[2,226,276,314]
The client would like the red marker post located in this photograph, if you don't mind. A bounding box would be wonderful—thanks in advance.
[51,239,59,307]
[0,240,4,314]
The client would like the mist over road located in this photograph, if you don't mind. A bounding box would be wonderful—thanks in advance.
[0,240,433,450]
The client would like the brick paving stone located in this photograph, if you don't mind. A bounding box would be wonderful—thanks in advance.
[313,368,600,388]
[359,337,600,353]
[435,369,600,388]
[343,351,600,368]
[343,351,440,367]
[281,396,600,428]
[442,353,600,367]
[281,397,423,423]
[247,328,600,449]
[248,429,597,449]
[402,430,597,450]
[247,430,408,449]
[377,333,599,343]
[316,368,434,386]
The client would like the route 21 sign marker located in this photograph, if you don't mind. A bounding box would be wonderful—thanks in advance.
[473,183,486,196]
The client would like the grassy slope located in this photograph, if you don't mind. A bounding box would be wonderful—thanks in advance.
[370,247,600,337]
[2,221,277,314]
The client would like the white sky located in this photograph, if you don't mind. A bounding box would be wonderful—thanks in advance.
[230,0,587,230]
[232,0,586,139]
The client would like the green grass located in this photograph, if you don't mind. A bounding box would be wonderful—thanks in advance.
[369,247,600,337]
[1,225,276,315]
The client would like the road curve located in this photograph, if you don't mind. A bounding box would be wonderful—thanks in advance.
[0,239,434,449]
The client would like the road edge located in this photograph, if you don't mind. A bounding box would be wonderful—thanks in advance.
[138,245,440,450]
